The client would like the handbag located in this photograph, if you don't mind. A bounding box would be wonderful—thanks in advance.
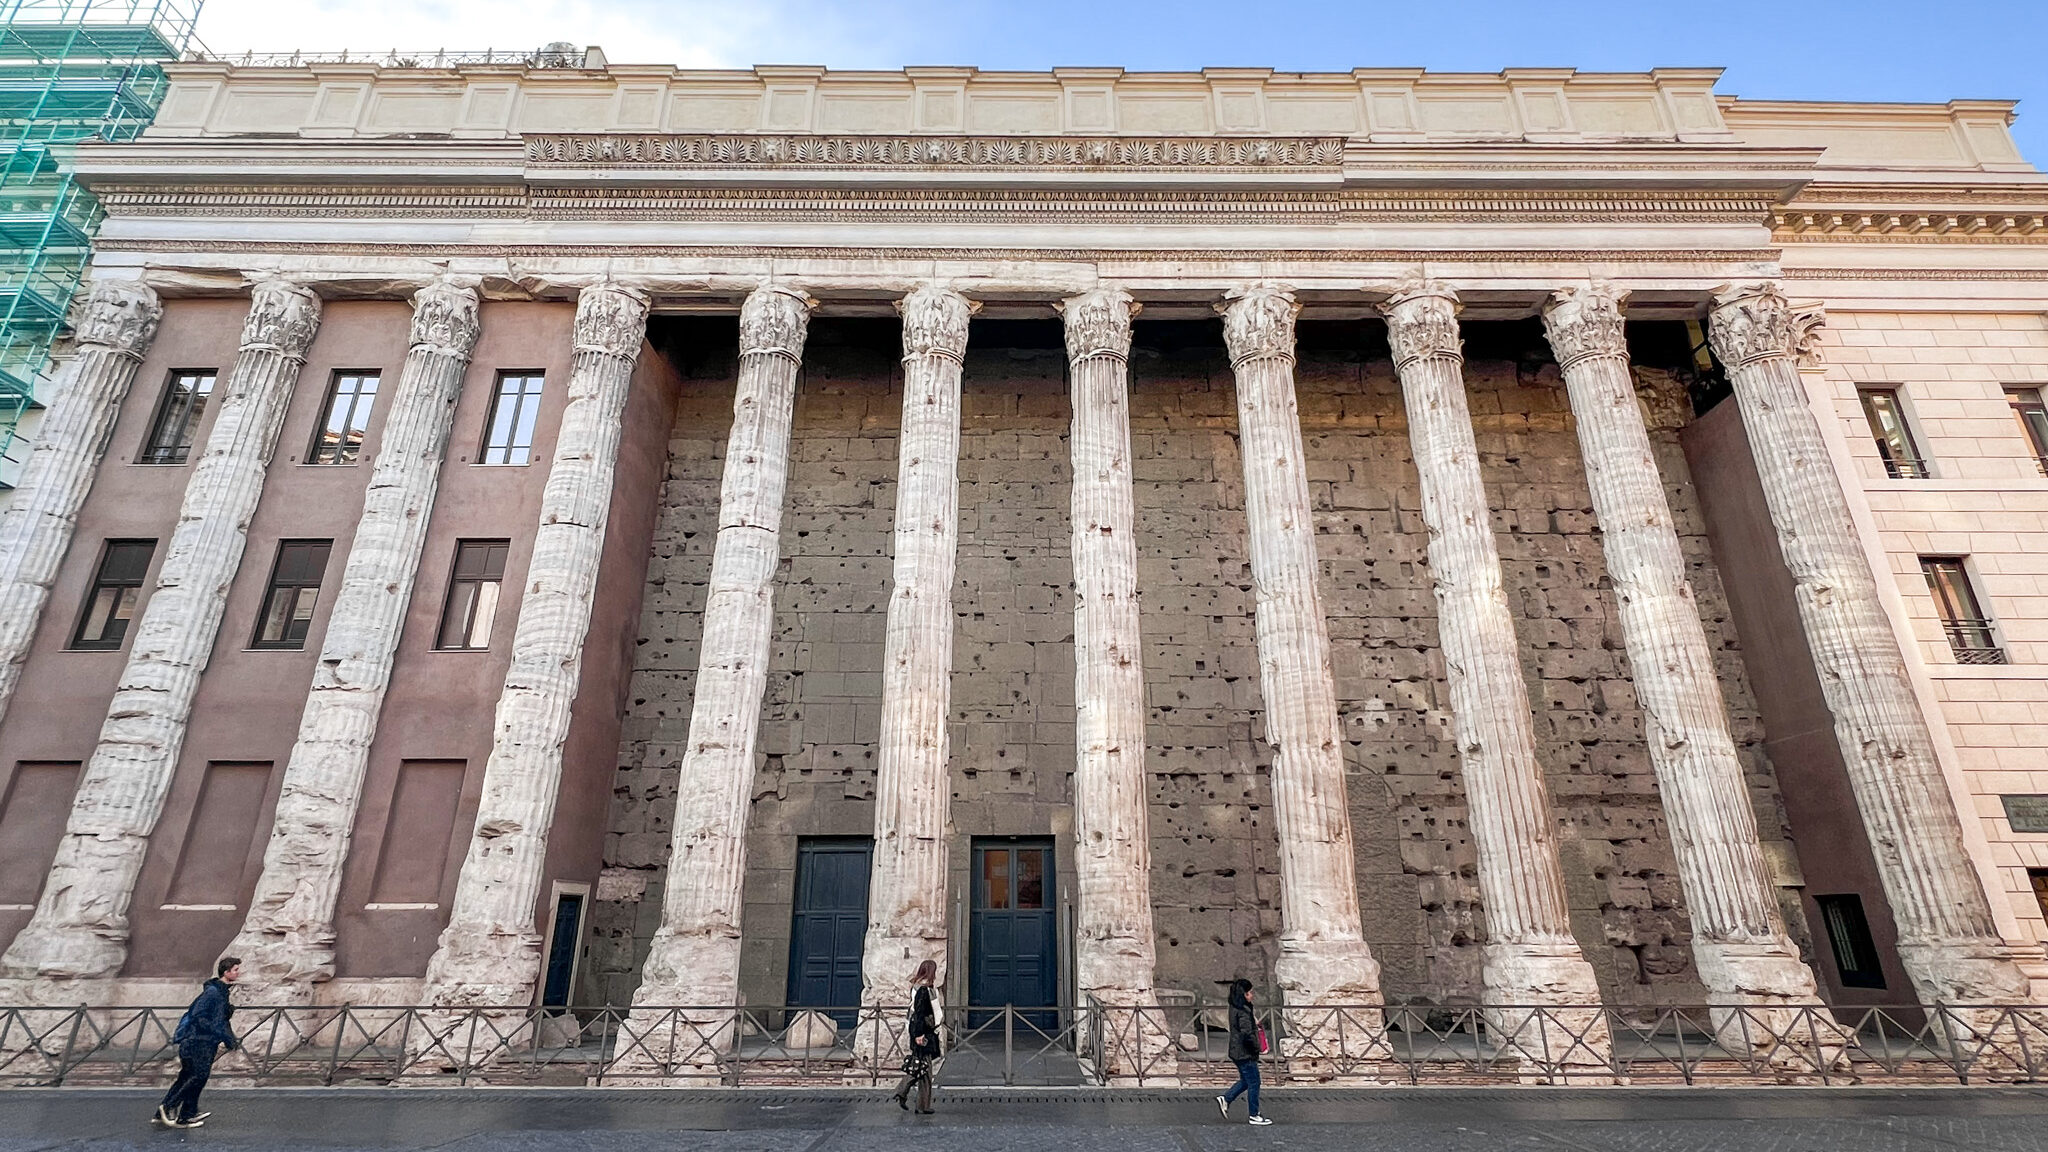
[1257,1026,1269,1054]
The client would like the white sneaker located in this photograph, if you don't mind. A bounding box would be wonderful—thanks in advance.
[1248,1115,1274,1126]
[1215,1095,1230,1119]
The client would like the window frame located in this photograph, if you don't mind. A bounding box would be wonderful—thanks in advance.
[1815,893,1886,990]
[249,539,334,651]
[435,539,510,652]
[478,371,546,466]
[137,370,219,466]
[69,538,155,650]
[306,369,382,466]
[1919,555,2006,665]
[2008,386,2048,478]
[1856,386,1931,480]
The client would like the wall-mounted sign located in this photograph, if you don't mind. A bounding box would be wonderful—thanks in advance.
[2002,795,2048,833]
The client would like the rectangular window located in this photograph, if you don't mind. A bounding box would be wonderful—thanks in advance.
[480,372,545,465]
[436,540,509,650]
[308,371,380,465]
[139,371,217,465]
[1815,893,1886,990]
[70,539,154,650]
[2010,387,2048,478]
[1921,556,2006,665]
[2031,869,2048,925]
[251,539,333,650]
[1858,387,1929,479]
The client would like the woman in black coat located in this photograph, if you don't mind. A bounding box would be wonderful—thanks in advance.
[892,959,942,1114]
[1214,978,1272,1125]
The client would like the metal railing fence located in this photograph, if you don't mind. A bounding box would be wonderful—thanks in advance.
[5,1001,2048,1088]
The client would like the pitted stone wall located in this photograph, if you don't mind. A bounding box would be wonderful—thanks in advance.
[594,317,1805,1009]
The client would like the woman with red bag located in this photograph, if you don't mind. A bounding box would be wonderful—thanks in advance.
[1214,978,1272,1125]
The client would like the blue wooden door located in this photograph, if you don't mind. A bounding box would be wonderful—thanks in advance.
[969,840,1057,1027]
[785,839,871,1027]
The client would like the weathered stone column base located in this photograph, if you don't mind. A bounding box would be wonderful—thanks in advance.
[1481,941,1613,1079]
[1275,936,1389,1070]
[1079,996,1181,1086]
[1689,939,1848,1073]
[608,1007,736,1078]
[1896,939,2034,1006]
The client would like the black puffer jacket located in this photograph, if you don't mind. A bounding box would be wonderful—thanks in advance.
[1225,998,1259,1063]
[172,978,239,1051]
[907,985,941,1057]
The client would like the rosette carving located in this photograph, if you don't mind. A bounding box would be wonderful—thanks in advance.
[573,281,651,359]
[897,284,976,361]
[1377,278,1462,368]
[738,284,816,359]
[1540,282,1630,370]
[1216,282,1298,366]
[408,280,482,359]
[1058,286,1139,363]
[73,280,162,359]
[1707,282,1826,368]
[240,280,322,359]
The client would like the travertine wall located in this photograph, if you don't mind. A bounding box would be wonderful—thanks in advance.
[1810,310,2048,951]
[593,317,1801,1008]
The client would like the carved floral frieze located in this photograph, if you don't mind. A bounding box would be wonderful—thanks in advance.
[1059,287,1139,363]
[73,281,163,359]
[408,280,482,359]
[738,284,816,359]
[573,282,651,359]
[525,133,1345,169]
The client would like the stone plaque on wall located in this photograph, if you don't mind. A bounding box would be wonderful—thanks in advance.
[2002,795,2048,833]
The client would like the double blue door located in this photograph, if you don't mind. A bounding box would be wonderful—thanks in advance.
[785,839,871,1027]
[969,839,1057,1026]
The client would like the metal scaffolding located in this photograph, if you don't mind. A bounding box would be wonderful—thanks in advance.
[0,0,199,484]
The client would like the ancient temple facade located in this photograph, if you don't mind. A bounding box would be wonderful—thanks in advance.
[0,59,2046,1029]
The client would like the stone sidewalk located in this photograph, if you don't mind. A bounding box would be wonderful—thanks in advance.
[3,1085,2047,1152]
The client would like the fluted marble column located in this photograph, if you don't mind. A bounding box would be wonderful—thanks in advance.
[631,284,813,1018]
[1062,288,1172,1077]
[1,280,322,982]
[0,280,162,730]
[420,282,648,1007]
[1218,284,1385,1022]
[1709,283,2029,1007]
[1543,283,1822,1012]
[1378,280,1606,1033]
[230,280,482,996]
[858,284,973,1041]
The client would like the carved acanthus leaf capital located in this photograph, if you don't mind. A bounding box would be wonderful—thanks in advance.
[739,283,816,359]
[574,282,651,359]
[1217,282,1298,366]
[240,280,322,359]
[1376,278,1462,368]
[1708,282,1826,368]
[1540,282,1630,370]
[409,280,482,359]
[73,280,162,359]
[1058,286,1140,362]
[898,284,977,361]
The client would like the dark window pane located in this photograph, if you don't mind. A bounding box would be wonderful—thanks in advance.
[1920,557,2004,664]
[983,849,1011,910]
[140,372,218,465]
[71,539,154,649]
[252,540,332,650]
[481,373,543,466]
[2010,389,2048,476]
[1015,849,1045,909]
[436,539,509,651]
[1858,388,1928,479]
[1816,894,1885,989]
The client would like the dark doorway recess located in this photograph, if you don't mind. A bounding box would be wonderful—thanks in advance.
[969,837,1057,1027]
[786,838,873,1027]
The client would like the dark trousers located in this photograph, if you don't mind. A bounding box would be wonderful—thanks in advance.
[1223,1057,1260,1115]
[893,1052,935,1110]
[160,1041,217,1120]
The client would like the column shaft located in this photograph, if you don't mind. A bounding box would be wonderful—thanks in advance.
[859,284,972,1024]
[0,281,162,729]
[1544,284,1820,1008]
[231,281,482,994]
[420,283,648,1006]
[1218,284,1383,1012]
[1378,280,1601,1011]
[1064,288,1159,1008]
[1709,283,2028,1006]
[632,285,812,1010]
[1,280,322,981]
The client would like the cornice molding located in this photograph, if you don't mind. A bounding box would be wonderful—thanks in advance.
[524,133,1346,169]
[1774,208,2048,242]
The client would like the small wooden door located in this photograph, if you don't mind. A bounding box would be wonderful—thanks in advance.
[785,839,872,1026]
[969,839,1057,1026]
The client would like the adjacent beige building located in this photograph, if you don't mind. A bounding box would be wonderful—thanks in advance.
[0,55,2045,1051]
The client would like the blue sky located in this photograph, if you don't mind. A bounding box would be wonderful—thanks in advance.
[200,0,2048,164]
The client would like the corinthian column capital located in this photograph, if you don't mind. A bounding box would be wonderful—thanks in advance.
[240,280,322,359]
[1540,282,1630,370]
[1216,282,1298,366]
[73,281,162,359]
[897,284,976,361]
[408,280,482,359]
[573,281,651,358]
[739,284,816,359]
[1708,282,1826,368]
[1376,278,1462,368]
[1058,286,1139,362]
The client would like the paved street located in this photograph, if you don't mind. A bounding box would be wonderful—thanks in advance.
[3,1086,2048,1152]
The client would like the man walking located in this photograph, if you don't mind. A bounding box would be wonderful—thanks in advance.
[154,956,241,1128]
